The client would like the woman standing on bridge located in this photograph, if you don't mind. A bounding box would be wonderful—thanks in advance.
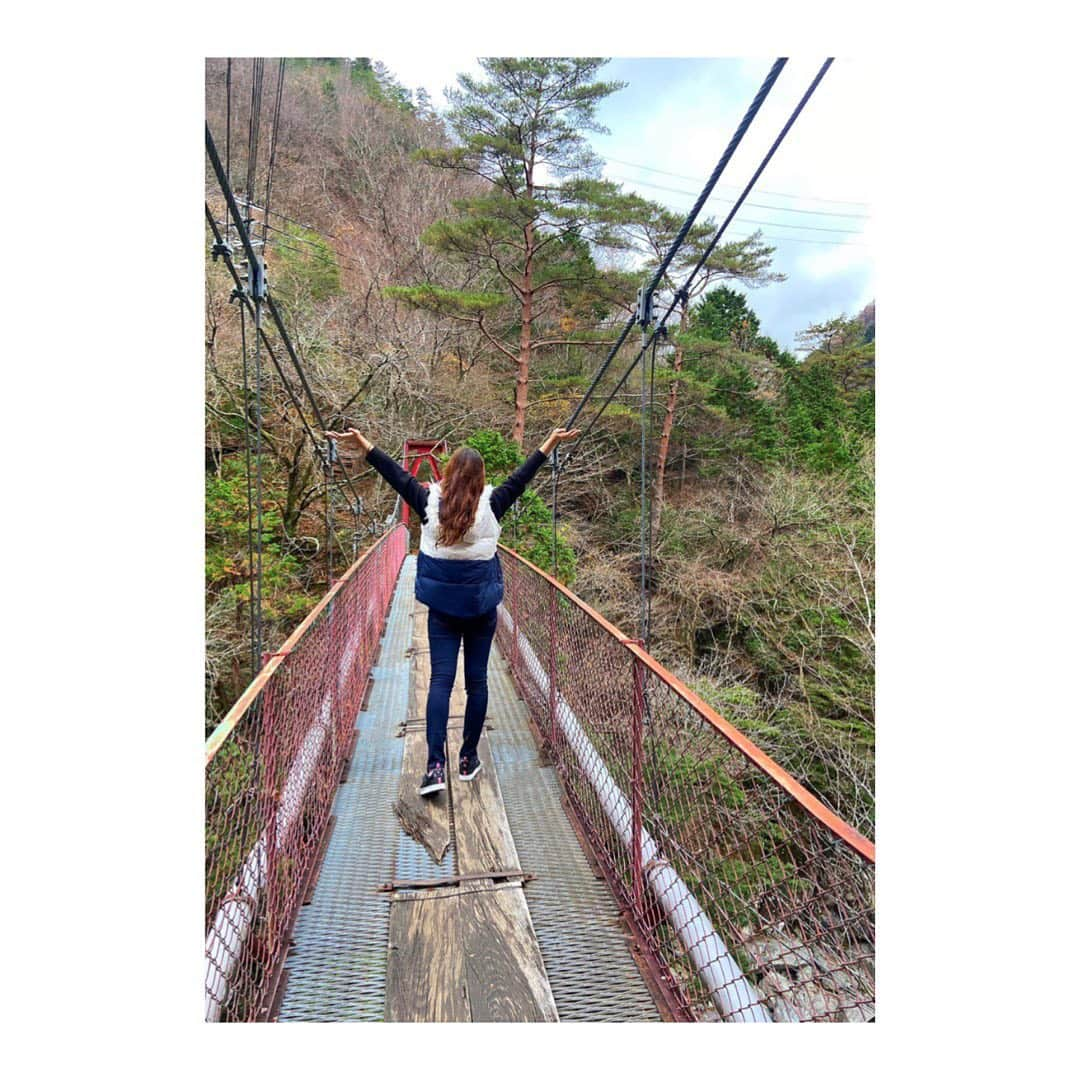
[325,427,580,796]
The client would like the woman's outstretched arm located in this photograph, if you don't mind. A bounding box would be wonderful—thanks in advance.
[325,429,430,522]
[489,428,580,521]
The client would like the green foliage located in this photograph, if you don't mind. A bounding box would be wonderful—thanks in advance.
[683,291,875,472]
[350,57,380,95]
[693,285,761,347]
[205,738,255,877]
[464,428,524,475]
[640,736,818,933]
[647,743,749,812]
[205,456,281,549]
[288,57,415,113]
[502,488,577,584]
[205,457,315,623]
[384,283,504,317]
[270,222,342,312]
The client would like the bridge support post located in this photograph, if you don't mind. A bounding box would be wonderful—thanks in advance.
[631,657,645,919]
[547,586,558,748]
[508,564,521,679]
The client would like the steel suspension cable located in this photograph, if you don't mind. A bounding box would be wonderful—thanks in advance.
[208,210,369,527]
[245,57,264,225]
[238,300,259,678]
[225,59,232,241]
[206,125,366,514]
[562,57,788,435]
[238,57,266,675]
[253,299,266,672]
[205,204,323,454]
[644,334,659,652]
[636,58,789,328]
[639,327,651,647]
[236,285,265,673]
[560,58,834,475]
[644,333,662,802]
[261,59,286,250]
[552,56,789,579]
[206,204,369,546]
[325,448,334,587]
[684,59,835,296]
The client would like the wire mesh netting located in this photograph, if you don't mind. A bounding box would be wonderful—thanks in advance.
[497,543,875,1022]
[204,524,407,1022]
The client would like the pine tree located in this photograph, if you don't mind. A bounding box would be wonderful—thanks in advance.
[385,57,635,445]
[693,285,764,347]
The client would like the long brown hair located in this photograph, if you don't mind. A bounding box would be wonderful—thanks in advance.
[437,447,486,547]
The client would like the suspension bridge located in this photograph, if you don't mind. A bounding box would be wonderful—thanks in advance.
[205,475,874,1022]
[205,57,875,1022]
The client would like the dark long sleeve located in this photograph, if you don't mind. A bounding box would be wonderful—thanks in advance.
[489,449,549,521]
[366,446,430,522]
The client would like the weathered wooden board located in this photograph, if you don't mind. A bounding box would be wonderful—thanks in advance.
[386,880,558,1023]
[385,884,470,1022]
[459,881,558,1021]
[448,725,521,876]
[394,723,450,863]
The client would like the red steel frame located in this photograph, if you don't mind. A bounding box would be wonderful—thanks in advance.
[399,438,448,527]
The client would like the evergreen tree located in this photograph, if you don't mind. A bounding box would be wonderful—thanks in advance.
[693,285,762,348]
[386,57,635,445]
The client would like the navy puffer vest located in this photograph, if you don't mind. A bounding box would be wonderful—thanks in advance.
[414,483,504,618]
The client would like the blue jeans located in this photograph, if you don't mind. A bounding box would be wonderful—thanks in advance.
[425,606,498,768]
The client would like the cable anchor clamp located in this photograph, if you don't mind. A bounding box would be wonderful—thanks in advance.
[636,284,655,330]
[242,255,268,302]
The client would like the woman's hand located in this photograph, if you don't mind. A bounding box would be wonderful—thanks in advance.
[540,427,581,455]
[324,428,373,454]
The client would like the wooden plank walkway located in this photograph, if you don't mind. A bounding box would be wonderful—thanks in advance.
[386,597,558,1022]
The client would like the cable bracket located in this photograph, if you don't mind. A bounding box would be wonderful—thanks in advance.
[636,283,655,330]
[245,255,267,301]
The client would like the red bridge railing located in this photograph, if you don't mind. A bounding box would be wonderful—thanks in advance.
[497,543,875,1022]
[204,523,408,1022]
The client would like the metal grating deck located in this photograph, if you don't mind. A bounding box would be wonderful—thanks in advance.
[277,554,660,1022]
[277,557,421,1021]
[485,648,661,1022]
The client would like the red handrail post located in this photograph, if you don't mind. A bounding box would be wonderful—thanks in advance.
[631,655,645,919]
[547,583,558,748]
[509,560,521,679]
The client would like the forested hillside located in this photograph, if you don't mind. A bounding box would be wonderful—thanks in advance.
[205,58,875,836]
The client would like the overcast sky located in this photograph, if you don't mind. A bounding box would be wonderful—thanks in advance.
[377,56,875,350]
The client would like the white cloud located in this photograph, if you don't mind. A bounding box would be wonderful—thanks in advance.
[375,54,483,109]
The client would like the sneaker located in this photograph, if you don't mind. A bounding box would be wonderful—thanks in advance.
[459,752,483,782]
[419,762,446,796]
